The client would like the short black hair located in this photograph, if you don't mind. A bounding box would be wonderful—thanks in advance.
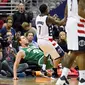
[39,4,47,13]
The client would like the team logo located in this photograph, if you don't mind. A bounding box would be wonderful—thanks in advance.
[79,40,85,46]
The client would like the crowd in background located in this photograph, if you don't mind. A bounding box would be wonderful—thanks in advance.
[0,2,68,78]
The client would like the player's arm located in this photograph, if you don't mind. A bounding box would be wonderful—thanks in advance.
[47,14,66,26]
[13,50,25,80]
[64,4,68,19]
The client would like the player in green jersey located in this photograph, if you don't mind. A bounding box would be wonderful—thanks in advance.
[13,36,53,80]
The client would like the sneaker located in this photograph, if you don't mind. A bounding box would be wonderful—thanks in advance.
[41,69,48,76]
[78,78,85,85]
[56,76,69,85]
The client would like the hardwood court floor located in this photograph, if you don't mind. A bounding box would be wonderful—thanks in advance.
[0,77,78,85]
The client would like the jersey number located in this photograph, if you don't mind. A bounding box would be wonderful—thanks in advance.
[70,0,73,11]
[38,26,41,35]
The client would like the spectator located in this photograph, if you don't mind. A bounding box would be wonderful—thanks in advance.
[1,31,28,77]
[13,3,27,32]
[12,32,21,52]
[22,22,37,42]
[25,31,39,48]
[0,16,16,38]
[58,31,68,53]
[1,31,16,77]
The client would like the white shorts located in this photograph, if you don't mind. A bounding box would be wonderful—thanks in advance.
[66,16,85,51]
[37,38,60,60]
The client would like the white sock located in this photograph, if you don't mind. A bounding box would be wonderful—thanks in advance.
[79,70,85,80]
[61,67,70,78]
[42,64,46,71]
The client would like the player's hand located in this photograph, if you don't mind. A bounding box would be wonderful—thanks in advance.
[13,77,19,80]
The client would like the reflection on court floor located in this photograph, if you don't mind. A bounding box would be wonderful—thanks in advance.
[0,77,78,85]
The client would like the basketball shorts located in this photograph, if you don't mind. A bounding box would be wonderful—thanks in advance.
[38,38,64,59]
[66,16,85,51]
[48,38,65,57]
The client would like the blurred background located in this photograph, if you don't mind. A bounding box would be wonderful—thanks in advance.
[0,0,67,18]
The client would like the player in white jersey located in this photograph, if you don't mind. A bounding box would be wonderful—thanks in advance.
[36,4,66,78]
[56,0,85,85]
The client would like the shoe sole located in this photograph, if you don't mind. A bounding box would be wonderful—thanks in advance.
[56,79,69,85]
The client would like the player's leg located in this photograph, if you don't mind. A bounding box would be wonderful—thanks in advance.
[77,52,85,85]
[56,51,78,85]
[37,55,53,77]
[38,39,60,60]
[38,39,60,78]
[48,39,66,78]
[51,58,62,78]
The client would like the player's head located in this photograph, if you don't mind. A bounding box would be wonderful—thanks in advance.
[18,36,28,46]
[39,4,49,14]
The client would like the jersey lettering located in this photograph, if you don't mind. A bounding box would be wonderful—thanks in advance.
[33,49,40,53]
[27,48,31,52]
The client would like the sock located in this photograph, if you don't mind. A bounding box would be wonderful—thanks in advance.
[79,70,85,84]
[61,67,70,78]
[42,64,46,71]
[52,68,58,75]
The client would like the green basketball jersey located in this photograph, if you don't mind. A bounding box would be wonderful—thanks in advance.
[22,43,44,64]
[22,43,53,69]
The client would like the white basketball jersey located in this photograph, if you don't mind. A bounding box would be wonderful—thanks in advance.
[67,0,78,18]
[36,15,51,39]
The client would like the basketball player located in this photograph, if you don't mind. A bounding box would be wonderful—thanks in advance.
[56,0,85,85]
[36,4,66,78]
[13,36,53,80]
